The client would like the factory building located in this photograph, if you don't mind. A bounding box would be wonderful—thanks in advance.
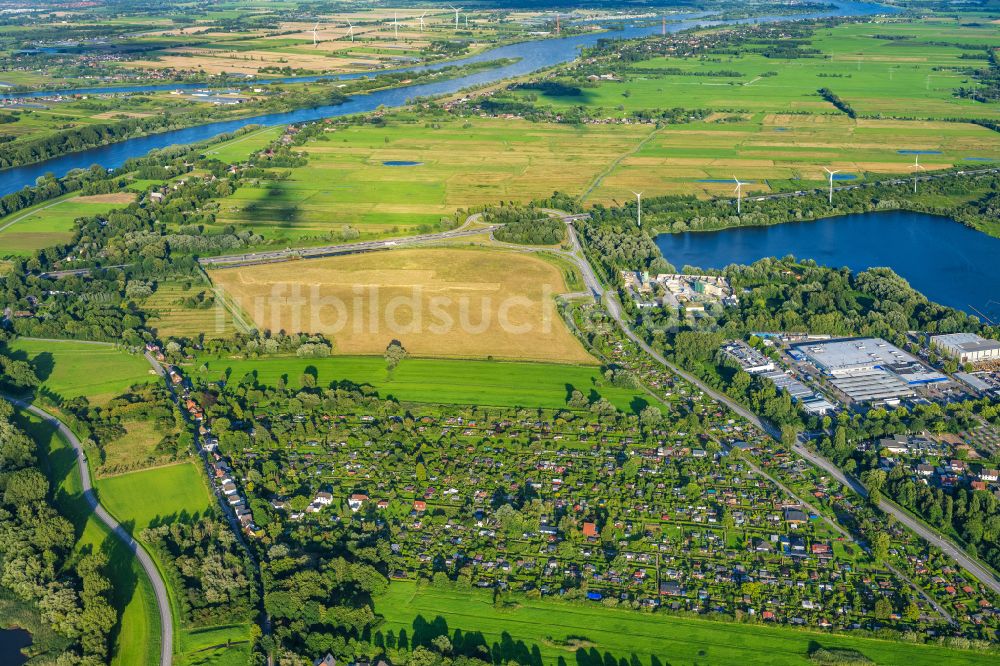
[930,333,1000,364]
[791,337,946,405]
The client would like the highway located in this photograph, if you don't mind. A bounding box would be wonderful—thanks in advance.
[199,223,498,268]
[4,395,174,666]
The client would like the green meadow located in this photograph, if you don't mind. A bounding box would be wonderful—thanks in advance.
[203,125,286,163]
[16,409,160,666]
[0,193,132,257]
[515,20,1000,121]
[192,354,656,412]
[95,461,253,666]
[5,338,155,404]
[588,112,1000,201]
[95,462,215,530]
[208,116,651,245]
[375,582,998,666]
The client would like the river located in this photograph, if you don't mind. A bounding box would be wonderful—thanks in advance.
[0,628,31,665]
[655,211,1000,323]
[0,2,892,197]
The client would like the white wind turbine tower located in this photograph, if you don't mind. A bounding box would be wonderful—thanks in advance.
[311,21,320,47]
[733,177,746,214]
[450,5,462,29]
[823,167,839,205]
[632,191,643,227]
[419,12,427,32]
[912,154,925,194]
[345,20,355,42]
[391,12,399,39]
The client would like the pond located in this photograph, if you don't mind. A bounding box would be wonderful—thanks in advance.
[382,160,423,167]
[0,628,31,666]
[655,211,1000,323]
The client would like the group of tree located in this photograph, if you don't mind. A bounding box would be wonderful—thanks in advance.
[0,398,117,665]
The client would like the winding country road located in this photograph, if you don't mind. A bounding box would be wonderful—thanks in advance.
[5,396,173,666]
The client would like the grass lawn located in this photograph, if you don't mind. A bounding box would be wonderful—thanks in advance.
[210,247,594,363]
[375,582,998,666]
[192,354,654,412]
[176,624,254,666]
[16,409,160,666]
[95,461,215,531]
[0,192,136,257]
[5,338,156,405]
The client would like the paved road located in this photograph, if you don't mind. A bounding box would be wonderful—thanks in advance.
[558,217,1000,599]
[5,396,173,666]
[793,440,1000,596]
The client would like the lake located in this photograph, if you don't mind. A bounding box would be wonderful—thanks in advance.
[0,628,31,665]
[655,211,1000,323]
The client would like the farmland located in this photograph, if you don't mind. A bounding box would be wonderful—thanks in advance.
[4,338,155,404]
[375,582,999,666]
[143,279,238,340]
[189,354,650,411]
[0,192,136,257]
[587,113,1000,200]
[210,247,595,363]
[207,108,1000,249]
[209,117,651,244]
[515,20,1000,122]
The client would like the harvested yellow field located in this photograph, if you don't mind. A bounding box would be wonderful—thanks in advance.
[211,248,595,364]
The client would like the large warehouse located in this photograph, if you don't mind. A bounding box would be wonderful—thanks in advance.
[792,338,928,378]
[791,337,947,404]
[930,333,1000,364]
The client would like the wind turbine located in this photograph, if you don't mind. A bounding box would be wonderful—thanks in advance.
[733,177,746,215]
[311,21,320,47]
[419,11,427,32]
[632,191,643,227]
[345,20,354,42]
[391,12,399,39]
[912,154,924,194]
[450,5,461,29]
[823,167,839,204]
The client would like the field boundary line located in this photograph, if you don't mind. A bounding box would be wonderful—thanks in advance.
[578,124,663,203]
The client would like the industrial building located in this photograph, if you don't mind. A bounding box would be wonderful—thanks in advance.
[724,340,834,414]
[791,337,946,406]
[930,333,1000,364]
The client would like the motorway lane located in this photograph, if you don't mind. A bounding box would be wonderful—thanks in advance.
[199,223,498,267]
[5,396,174,666]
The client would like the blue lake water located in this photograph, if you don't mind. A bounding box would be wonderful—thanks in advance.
[383,160,422,167]
[0,628,31,666]
[655,211,1000,323]
[0,1,893,197]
